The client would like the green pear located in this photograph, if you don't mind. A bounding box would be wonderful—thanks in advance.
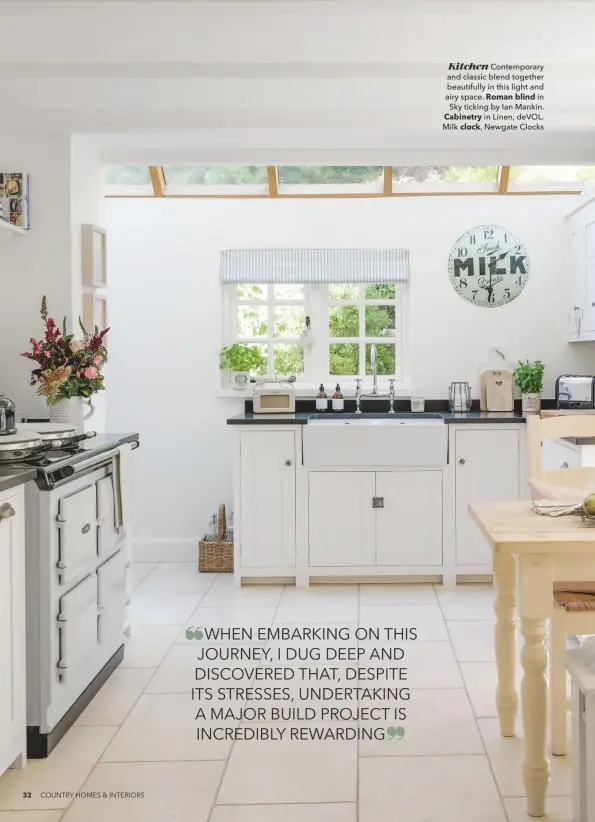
[583,493,595,516]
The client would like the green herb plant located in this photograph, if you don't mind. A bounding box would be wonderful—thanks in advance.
[514,360,545,394]
[220,344,266,373]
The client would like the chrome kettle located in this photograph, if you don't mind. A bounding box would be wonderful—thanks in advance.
[0,394,17,436]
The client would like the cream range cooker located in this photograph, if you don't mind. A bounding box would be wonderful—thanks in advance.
[0,421,139,757]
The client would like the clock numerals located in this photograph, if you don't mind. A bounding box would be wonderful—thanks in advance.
[471,290,478,301]
[483,228,494,239]
[468,234,476,245]
[459,278,468,288]
[458,247,468,258]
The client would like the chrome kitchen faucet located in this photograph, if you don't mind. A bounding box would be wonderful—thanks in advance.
[355,344,396,414]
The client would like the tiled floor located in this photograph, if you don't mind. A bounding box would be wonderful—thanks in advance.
[0,569,575,821]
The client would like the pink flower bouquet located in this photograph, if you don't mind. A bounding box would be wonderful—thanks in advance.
[22,295,109,405]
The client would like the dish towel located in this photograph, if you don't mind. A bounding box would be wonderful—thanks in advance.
[113,443,135,532]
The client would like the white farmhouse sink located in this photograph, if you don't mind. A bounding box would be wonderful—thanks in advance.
[303,416,448,467]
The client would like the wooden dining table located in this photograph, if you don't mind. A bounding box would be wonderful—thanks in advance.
[469,500,595,818]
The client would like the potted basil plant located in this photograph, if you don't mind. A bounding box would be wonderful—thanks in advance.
[220,344,265,390]
[514,359,545,415]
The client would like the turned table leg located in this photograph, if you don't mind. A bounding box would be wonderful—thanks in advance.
[494,552,518,737]
[519,555,552,818]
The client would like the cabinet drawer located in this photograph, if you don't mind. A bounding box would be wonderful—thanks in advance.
[57,574,98,677]
[57,485,97,583]
[97,551,126,644]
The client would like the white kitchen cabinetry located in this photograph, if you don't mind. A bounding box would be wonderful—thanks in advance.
[542,438,582,471]
[566,195,595,342]
[0,485,26,776]
[233,422,525,585]
[308,472,376,567]
[454,427,521,567]
[376,471,443,567]
[238,430,296,568]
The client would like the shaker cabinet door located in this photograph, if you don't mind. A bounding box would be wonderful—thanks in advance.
[455,429,520,566]
[308,472,376,567]
[239,431,296,568]
[376,471,443,566]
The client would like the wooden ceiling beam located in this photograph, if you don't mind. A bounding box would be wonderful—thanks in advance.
[267,166,279,196]
[149,166,166,197]
[383,167,393,196]
[498,166,511,194]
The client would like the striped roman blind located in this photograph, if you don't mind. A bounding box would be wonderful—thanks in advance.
[219,248,409,284]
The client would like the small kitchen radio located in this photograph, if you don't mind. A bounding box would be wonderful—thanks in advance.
[252,377,296,414]
[555,375,595,409]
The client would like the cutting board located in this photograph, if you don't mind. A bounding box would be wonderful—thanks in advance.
[482,370,514,412]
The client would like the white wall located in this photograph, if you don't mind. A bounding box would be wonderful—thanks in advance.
[0,135,73,418]
[106,194,595,551]
[0,134,106,422]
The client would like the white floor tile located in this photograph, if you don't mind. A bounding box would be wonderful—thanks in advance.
[449,620,495,661]
[134,564,216,595]
[359,640,463,688]
[0,814,65,821]
[274,586,359,623]
[60,761,223,822]
[359,605,447,641]
[360,583,437,606]
[478,718,572,798]
[0,728,117,811]
[121,624,180,668]
[200,581,284,608]
[101,694,234,762]
[359,688,483,756]
[74,668,154,726]
[435,583,496,621]
[217,723,357,804]
[359,755,507,822]
[211,805,356,822]
[503,796,573,821]
[129,563,158,590]
[131,593,205,626]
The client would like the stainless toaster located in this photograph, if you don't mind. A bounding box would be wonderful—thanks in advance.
[555,375,595,409]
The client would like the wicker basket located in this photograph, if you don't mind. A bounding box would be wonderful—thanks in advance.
[198,503,234,573]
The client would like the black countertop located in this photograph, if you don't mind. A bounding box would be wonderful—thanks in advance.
[227,411,526,425]
[0,432,139,493]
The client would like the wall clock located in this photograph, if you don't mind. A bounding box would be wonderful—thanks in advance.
[448,224,529,307]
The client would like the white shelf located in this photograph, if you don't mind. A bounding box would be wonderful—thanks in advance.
[0,220,28,237]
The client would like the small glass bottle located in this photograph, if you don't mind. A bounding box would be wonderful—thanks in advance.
[332,383,344,412]
[316,383,328,411]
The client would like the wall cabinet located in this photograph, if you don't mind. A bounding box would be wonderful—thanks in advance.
[566,195,595,342]
[239,430,296,568]
[454,428,520,566]
[0,486,26,776]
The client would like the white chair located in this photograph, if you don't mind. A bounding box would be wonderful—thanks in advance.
[527,413,595,756]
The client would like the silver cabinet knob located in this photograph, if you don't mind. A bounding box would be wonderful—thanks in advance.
[285,460,292,466]
[561,462,569,469]
[0,503,15,520]
[459,458,466,465]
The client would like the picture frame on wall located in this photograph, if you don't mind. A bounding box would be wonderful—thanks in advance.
[82,292,108,334]
[0,172,30,229]
[82,224,107,287]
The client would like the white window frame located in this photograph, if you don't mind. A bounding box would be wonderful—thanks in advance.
[221,283,410,396]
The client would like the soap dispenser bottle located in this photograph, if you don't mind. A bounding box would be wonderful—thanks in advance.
[316,384,328,412]
[332,384,344,412]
